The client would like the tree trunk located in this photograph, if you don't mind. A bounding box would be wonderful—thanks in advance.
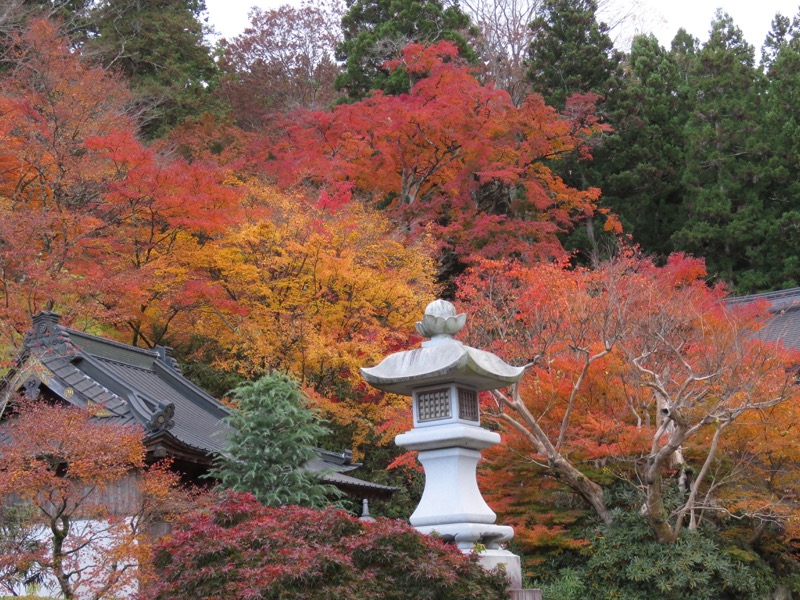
[550,453,612,524]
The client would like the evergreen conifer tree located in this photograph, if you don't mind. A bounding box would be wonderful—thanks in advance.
[673,11,766,289]
[597,34,690,257]
[527,0,621,110]
[209,372,338,508]
[752,9,800,290]
[85,0,219,138]
[335,0,476,100]
[526,0,623,261]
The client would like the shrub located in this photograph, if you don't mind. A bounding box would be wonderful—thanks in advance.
[208,373,338,507]
[538,510,775,600]
[149,492,509,599]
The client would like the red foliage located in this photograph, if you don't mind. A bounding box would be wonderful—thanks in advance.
[0,399,185,599]
[254,41,606,266]
[458,250,800,545]
[149,492,509,599]
[0,19,244,352]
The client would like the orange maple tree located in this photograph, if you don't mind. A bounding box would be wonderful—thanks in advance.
[0,19,242,357]
[256,41,616,269]
[0,399,183,599]
[186,176,437,449]
[457,252,800,545]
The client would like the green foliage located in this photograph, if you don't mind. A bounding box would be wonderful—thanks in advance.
[335,0,476,100]
[85,0,220,138]
[597,34,690,258]
[535,510,783,600]
[584,512,772,599]
[208,372,338,508]
[748,12,800,291]
[527,0,622,110]
[672,11,766,288]
[526,0,623,262]
[150,492,510,599]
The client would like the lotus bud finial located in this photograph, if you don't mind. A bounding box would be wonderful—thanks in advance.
[415,299,466,340]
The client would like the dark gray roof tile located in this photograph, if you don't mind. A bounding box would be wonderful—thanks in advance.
[5,312,394,499]
[729,287,800,349]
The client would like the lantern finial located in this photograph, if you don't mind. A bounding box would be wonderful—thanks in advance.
[415,299,466,340]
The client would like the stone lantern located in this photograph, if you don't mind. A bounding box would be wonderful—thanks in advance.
[361,299,525,587]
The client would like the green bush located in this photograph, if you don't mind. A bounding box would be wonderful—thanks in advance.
[208,372,338,507]
[538,511,776,600]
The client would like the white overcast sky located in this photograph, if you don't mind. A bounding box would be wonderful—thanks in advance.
[204,0,800,52]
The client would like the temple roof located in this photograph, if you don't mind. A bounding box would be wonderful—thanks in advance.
[728,287,800,349]
[1,312,396,499]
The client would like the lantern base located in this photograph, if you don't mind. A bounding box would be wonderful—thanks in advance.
[414,522,514,550]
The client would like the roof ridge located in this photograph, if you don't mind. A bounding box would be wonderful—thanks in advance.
[728,287,800,304]
[67,328,160,358]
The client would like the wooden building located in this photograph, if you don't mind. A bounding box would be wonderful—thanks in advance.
[0,311,396,506]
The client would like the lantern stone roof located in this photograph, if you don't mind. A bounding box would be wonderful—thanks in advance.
[361,300,525,395]
[0,312,396,499]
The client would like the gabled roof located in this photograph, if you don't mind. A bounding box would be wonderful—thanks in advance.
[1,312,397,499]
[728,287,800,349]
[1,312,229,460]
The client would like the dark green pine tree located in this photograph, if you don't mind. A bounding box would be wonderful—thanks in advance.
[761,12,796,70]
[525,0,623,262]
[672,11,767,290]
[526,0,622,111]
[597,34,692,258]
[751,10,800,290]
[85,0,219,138]
[334,0,476,101]
[209,372,339,508]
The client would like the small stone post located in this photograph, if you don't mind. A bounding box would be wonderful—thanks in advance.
[361,300,528,590]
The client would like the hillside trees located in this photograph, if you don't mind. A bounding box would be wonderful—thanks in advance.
[218,3,341,128]
[673,12,766,288]
[457,253,800,545]
[0,18,135,347]
[334,0,476,99]
[0,19,241,355]
[85,0,219,139]
[755,12,800,290]
[192,177,436,448]
[594,34,690,256]
[527,0,622,110]
[261,42,611,283]
[525,0,622,260]
[0,19,438,465]
[458,0,538,103]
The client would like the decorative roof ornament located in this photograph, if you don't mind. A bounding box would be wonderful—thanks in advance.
[415,300,467,340]
[24,312,78,356]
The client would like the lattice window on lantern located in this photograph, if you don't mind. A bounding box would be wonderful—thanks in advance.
[417,388,451,422]
[458,387,479,422]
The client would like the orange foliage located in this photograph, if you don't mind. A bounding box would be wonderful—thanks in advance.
[0,19,243,356]
[459,251,800,545]
[0,399,184,598]
[190,177,437,451]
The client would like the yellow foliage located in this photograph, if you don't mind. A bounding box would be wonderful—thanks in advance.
[195,177,438,451]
